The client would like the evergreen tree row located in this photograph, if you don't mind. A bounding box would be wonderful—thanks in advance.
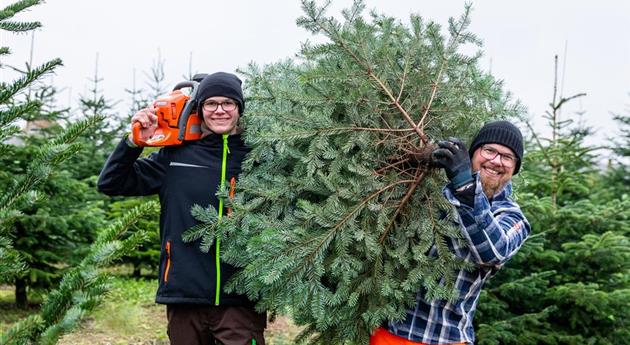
[475,65,630,344]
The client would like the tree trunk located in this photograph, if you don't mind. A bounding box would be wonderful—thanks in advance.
[15,276,28,309]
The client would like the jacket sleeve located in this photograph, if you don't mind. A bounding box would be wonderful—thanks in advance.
[443,174,531,267]
[97,138,167,196]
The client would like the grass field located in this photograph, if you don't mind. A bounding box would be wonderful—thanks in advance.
[0,277,300,345]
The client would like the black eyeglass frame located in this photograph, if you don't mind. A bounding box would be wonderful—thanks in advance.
[479,145,518,168]
[202,100,237,112]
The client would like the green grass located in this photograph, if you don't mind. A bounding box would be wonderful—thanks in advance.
[0,285,43,334]
[88,278,161,337]
[58,277,168,345]
[1,277,301,344]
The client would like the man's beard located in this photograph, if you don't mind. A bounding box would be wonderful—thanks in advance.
[480,176,506,199]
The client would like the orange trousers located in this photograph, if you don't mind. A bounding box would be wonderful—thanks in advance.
[370,327,466,345]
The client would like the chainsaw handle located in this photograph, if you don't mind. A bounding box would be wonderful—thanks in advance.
[172,81,196,91]
[176,80,200,141]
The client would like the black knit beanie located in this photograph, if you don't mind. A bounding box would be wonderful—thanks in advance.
[469,120,524,174]
[195,72,245,115]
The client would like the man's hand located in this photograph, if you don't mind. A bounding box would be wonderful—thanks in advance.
[432,137,473,189]
[128,108,158,143]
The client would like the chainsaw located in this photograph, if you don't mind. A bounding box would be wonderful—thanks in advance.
[132,74,207,147]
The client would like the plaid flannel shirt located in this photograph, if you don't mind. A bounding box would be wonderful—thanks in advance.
[388,174,531,344]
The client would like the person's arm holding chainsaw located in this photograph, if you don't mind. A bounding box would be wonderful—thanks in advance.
[97,108,167,196]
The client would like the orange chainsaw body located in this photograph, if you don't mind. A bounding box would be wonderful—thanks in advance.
[132,81,202,147]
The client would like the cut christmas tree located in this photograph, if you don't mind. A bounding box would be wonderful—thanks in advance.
[187,1,523,344]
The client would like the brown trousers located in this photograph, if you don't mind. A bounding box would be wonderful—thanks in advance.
[167,304,266,345]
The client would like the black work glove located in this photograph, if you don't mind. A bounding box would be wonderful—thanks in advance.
[432,137,473,189]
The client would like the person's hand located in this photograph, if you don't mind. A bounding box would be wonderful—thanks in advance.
[432,137,473,189]
[129,108,158,143]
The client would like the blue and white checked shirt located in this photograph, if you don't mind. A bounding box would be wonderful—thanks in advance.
[388,174,531,344]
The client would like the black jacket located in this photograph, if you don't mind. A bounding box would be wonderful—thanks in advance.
[97,134,251,306]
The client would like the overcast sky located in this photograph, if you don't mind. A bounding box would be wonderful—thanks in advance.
[3,0,630,148]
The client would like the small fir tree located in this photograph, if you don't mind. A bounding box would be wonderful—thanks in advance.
[0,0,101,286]
[124,68,151,117]
[601,97,630,196]
[0,201,155,345]
[1,35,108,310]
[0,133,106,308]
[70,55,124,179]
[144,50,168,100]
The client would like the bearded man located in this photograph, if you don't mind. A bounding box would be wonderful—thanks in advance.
[371,120,531,345]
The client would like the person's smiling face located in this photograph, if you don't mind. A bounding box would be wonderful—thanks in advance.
[471,143,516,198]
[201,96,240,135]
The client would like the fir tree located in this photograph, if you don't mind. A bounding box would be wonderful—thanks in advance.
[186,1,522,343]
[144,50,168,100]
[601,97,630,196]
[70,54,124,179]
[0,201,156,345]
[1,29,107,310]
[0,130,106,308]
[1,3,157,344]
[0,0,101,287]
[124,68,150,117]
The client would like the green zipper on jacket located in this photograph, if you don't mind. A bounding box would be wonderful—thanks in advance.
[216,133,230,305]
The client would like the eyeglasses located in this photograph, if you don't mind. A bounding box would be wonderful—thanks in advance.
[202,100,237,112]
[479,145,518,168]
